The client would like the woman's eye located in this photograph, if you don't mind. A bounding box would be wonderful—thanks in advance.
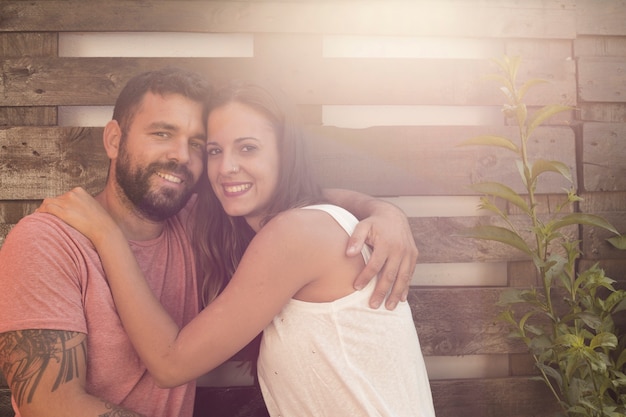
[206,147,221,156]
[241,145,257,152]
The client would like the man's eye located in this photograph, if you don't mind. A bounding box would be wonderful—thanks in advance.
[190,141,205,151]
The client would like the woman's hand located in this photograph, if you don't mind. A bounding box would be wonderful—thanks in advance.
[37,187,118,246]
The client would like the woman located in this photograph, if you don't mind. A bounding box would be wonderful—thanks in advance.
[39,81,436,416]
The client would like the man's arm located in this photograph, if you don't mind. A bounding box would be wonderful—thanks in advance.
[0,329,143,417]
[323,188,418,310]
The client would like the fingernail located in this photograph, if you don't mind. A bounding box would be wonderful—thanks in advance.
[386,300,398,310]
[371,299,382,309]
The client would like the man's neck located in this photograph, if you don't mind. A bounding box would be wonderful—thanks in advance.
[95,186,166,242]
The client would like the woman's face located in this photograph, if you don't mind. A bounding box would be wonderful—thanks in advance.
[206,101,280,231]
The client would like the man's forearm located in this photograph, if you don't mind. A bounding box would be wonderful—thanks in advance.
[323,188,394,220]
[0,329,145,417]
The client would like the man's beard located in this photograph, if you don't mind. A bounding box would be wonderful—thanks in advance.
[115,147,196,222]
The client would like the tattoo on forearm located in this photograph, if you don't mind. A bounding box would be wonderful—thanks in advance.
[100,402,146,417]
[0,330,86,406]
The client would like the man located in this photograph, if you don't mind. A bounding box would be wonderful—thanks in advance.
[0,68,417,416]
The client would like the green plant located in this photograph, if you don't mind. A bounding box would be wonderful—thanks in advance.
[459,56,626,417]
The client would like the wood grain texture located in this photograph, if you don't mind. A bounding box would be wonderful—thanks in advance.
[0,127,108,199]
[0,56,576,107]
[576,0,626,36]
[409,288,528,356]
[0,32,56,57]
[306,125,576,196]
[582,123,626,191]
[0,1,576,38]
[0,107,57,127]
[578,58,626,103]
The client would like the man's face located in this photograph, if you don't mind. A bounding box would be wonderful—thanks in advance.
[114,92,206,221]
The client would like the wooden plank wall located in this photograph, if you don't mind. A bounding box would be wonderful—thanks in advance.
[1,1,625,416]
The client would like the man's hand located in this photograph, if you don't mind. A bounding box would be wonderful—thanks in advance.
[347,203,418,310]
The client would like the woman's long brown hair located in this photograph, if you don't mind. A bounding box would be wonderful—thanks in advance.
[193,80,325,308]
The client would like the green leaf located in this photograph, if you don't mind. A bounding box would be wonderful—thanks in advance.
[536,363,562,387]
[518,78,548,101]
[457,135,519,152]
[468,182,530,214]
[590,332,618,350]
[616,348,626,369]
[527,104,573,136]
[531,160,572,183]
[577,312,603,331]
[498,289,526,305]
[555,333,581,348]
[551,213,620,235]
[607,234,626,250]
[458,225,533,256]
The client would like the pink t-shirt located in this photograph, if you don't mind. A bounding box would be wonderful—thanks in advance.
[0,199,199,417]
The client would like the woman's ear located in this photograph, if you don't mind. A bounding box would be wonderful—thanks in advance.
[103,120,122,159]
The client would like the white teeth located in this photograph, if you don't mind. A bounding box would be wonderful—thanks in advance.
[224,184,251,193]
[157,172,182,184]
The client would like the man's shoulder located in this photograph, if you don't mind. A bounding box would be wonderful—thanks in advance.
[3,212,91,253]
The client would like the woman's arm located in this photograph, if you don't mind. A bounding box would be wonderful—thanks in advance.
[323,188,418,309]
[37,188,333,387]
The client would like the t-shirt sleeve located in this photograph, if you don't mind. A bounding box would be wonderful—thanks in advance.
[0,213,92,334]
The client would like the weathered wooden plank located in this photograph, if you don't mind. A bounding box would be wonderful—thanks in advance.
[0,201,39,223]
[578,57,626,103]
[580,103,626,123]
[576,0,626,36]
[0,125,576,199]
[409,288,527,355]
[582,123,626,192]
[253,35,577,106]
[0,127,108,199]
[575,36,626,57]
[193,376,560,417]
[510,352,539,376]
[306,125,576,196]
[0,1,576,39]
[0,32,56,57]
[579,191,626,213]
[506,39,573,60]
[0,107,57,127]
[0,224,12,248]
[509,260,540,287]
[411,216,577,264]
[0,56,576,106]
[430,377,560,417]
